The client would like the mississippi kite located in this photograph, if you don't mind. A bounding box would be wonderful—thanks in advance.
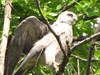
[13,11,77,75]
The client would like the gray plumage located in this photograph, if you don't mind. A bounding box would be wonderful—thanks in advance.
[4,16,48,75]
[13,11,77,75]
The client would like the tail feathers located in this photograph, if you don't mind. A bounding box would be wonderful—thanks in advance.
[13,48,43,75]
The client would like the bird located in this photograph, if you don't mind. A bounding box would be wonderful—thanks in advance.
[13,11,77,75]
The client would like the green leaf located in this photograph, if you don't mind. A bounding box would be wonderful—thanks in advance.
[83,3,90,11]
[1,0,5,5]
[76,2,83,12]
[49,13,57,17]
[94,69,100,75]
[56,5,62,10]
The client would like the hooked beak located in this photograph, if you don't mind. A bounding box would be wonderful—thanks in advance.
[73,17,78,22]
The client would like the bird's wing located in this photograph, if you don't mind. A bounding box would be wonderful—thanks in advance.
[13,47,45,75]
[4,16,48,75]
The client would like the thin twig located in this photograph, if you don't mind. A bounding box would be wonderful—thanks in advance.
[73,35,89,42]
[77,59,80,75]
[86,43,94,75]
[60,0,82,12]
[8,3,21,17]
[54,0,82,17]
[66,41,71,52]
[70,32,100,55]
[71,54,87,62]
[71,54,100,62]
[83,16,98,21]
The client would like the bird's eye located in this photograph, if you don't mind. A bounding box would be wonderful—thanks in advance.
[67,13,73,17]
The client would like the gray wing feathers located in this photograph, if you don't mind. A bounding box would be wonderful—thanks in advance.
[15,16,48,53]
[13,48,44,75]
[4,16,48,75]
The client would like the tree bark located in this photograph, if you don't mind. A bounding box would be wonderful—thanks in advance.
[0,0,12,75]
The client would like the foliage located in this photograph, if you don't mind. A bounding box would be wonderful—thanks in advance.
[0,0,100,74]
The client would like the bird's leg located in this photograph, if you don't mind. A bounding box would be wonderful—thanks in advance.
[53,62,60,72]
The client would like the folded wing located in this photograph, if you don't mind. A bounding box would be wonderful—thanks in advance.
[4,16,48,75]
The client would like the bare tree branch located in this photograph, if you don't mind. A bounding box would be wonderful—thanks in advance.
[73,35,89,42]
[9,4,21,17]
[70,32,100,54]
[60,0,82,12]
[71,54,100,62]
[86,43,94,75]
[86,24,100,75]
[71,54,87,62]
[83,16,98,21]
[73,23,100,42]
[0,0,12,75]
[77,59,80,75]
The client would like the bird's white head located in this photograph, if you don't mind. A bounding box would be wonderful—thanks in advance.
[57,11,77,25]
